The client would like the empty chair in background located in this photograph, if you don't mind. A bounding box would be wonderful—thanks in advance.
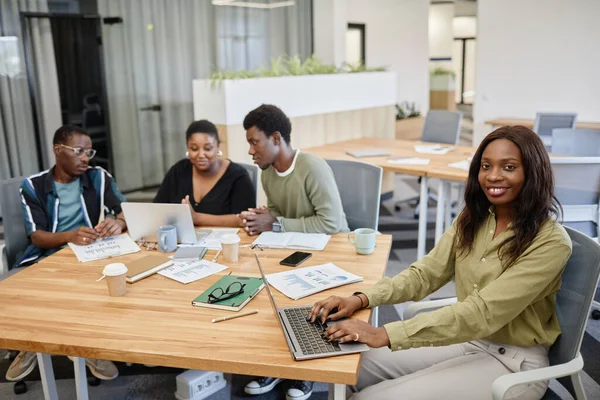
[551,128,600,156]
[533,112,577,149]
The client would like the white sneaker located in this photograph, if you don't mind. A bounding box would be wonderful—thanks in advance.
[245,377,282,395]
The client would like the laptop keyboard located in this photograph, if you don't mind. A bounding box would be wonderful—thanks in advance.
[284,306,342,355]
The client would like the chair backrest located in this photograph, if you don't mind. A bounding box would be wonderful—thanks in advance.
[237,162,258,204]
[326,160,382,231]
[550,227,600,395]
[551,157,600,238]
[0,177,28,268]
[551,128,600,157]
[533,112,577,137]
[420,110,463,145]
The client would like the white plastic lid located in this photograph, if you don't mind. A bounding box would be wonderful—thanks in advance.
[102,263,128,277]
[220,234,241,245]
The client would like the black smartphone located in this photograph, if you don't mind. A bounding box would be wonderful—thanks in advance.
[280,251,312,267]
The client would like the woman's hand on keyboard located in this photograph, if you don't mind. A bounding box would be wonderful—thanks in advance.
[323,319,391,348]
[308,295,362,324]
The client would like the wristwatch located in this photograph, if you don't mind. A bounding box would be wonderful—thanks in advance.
[272,220,282,233]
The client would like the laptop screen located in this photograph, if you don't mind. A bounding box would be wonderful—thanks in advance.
[253,253,282,318]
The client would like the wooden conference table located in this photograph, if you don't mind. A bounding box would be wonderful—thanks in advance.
[304,138,474,258]
[0,232,392,400]
[485,118,600,131]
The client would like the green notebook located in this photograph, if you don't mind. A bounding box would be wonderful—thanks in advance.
[192,275,264,312]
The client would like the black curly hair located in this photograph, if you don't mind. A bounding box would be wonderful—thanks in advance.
[242,104,291,143]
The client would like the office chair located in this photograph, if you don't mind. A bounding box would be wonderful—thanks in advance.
[395,110,463,218]
[326,159,383,326]
[551,157,600,321]
[403,226,600,400]
[533,112,577,150]
[551,128,600,157]
[0,177,28,274]
[237,162,259,205]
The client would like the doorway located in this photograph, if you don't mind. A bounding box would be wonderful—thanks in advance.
[21,13,113,173]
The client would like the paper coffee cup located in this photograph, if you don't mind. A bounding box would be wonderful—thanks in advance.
[102,263,128,297]
[220,234,241,263]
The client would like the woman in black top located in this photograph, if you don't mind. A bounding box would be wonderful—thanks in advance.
[154,120,256,227]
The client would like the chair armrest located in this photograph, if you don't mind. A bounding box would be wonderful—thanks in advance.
[491,354,584,400]
[402,297,457,320]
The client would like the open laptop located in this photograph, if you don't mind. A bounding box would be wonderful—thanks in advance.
[254,254,369,361]
[121,202,199,244]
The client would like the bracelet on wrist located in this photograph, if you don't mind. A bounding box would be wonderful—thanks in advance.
[352,292,365,309]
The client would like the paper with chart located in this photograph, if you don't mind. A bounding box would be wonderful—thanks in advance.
[266,263,363,300]
[191,228,240,250]
[158,259,228,284]
[252,232,331,251]
[68,233,141,262]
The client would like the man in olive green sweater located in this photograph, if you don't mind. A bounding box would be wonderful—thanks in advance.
[240,104,349,236]
[239,104,349,400]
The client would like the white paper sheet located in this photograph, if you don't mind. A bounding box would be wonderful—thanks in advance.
[68,233,141,262]
[157,260,228,284]
[448,159,472,171]
[414,145,455,155]
[252,232,331,251]
[178,228,240,250]
[387,157,431,165]
[266,263,363,300]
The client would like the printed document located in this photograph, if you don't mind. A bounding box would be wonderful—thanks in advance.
[252,232,330,251]
[158,259,228,284]
[414,145,454,155]
[68,233,140,262]
[191,228,240,250]
[266,263,363,300]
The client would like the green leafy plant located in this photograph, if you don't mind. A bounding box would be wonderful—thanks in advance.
[430,66,456,78]
[396,102,421,120]
[210,54,386,87]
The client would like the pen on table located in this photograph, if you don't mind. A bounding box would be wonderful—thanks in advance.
[212,249,222,262]
[212,309,259,323]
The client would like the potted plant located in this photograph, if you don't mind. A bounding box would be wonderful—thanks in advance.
[430,67,456,110]
[395,101,424,140]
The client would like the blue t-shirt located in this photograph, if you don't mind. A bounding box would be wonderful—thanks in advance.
[54,179,86,232]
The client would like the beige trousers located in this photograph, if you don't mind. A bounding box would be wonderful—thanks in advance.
[348,339,549,400]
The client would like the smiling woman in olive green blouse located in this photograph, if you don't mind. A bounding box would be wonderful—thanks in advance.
[309,126,572,400]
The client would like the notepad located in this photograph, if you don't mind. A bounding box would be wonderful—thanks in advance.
[125,254,173,283]
[192,275,264,311]
[173,246,207,261]
[251,232,331,251]
[346,149,390,158]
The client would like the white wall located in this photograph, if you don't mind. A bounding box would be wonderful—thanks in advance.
[344,0,430,112]
[312,0,347,66]
[474,0,600,144]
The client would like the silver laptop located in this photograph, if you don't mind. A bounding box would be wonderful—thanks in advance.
[254,254,369,361]
[346,149,390,158]
[121,202,199,244]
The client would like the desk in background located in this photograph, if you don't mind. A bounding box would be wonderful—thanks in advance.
[304,138,476,259]
[0,232,391,400]
[485,118,600,130]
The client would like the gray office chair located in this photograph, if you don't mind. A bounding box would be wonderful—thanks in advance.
[326,160,382,327]
[238,162,259,205]
[403,226,600,400]
[325,160,383,231]
[396,110,463,217]
[551,157,600,320]
[533,112,577,149]
[551,128,600,157]
[0,177,28,273]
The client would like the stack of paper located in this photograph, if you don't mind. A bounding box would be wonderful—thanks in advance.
[252,232,331,251]
[387,157,430,165]
[266,263,363,300]
[68,234,141,262]
[414,145,454,155]
[158,259,228,284]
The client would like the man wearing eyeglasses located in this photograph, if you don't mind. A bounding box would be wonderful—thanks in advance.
[6,125,127,383]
